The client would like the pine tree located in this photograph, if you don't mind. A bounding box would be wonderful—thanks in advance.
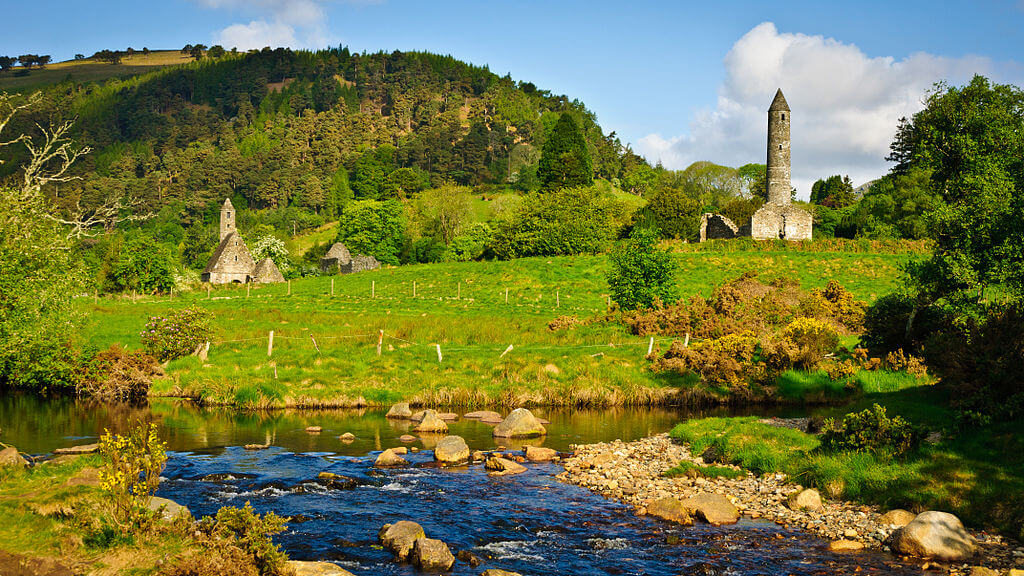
[537,114,593,190]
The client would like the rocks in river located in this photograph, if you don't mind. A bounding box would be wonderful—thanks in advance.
[890,511,976,561]
[434,435,470,465]
[148,496,191,521]
[645,497,694,526]
[485,456,526,476]
[339,432,356,443]
[198,472,256,482]
[492,408,547,438]
[379,521,426,560]
[375,448,409,467]
[828,539,865,552]
[391,447,408,455]
[481,570,522,576]
[413,410,449,434]
[305,426,322,433]
[0,446,28,468]
[316,472,359,489]
[682,493,739,526]
[411,537,455,571]
[456,550,483,567]
[877,509,916,527]
[53,443,99,455]
[399,434,417,443]
[244,443,269,450]
[386,403,413,419]
[787,488,823,512]
[437,412,459,421]
[471,450,487,462]
[286,560,356,576]
[462,407,501,422]
[524,446,558,462]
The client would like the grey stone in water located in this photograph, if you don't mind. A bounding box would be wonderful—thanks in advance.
[681,493,739,526]
[485,456,526,476]
[375,448,409,467]
[286,560,356,576]
[456,549,483,567]
[645,497,694,526]
[0,446,28,468]
[481,570,523,576]
[148,496,191,521]
[53,444,99,455]
[316,471,359,489]
[386,403,413,419]
[379,520,426,560]
[525,446,558,462]
[434,435,470,464]
[890,511,976,561]
[878,508,917,527]
[411,537,455,571]
[413,410,449,434]
[492,408,547,438]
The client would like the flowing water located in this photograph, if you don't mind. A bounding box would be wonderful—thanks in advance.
[2,394,917,576]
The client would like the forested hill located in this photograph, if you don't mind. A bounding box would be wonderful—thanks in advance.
[1,47,645,227]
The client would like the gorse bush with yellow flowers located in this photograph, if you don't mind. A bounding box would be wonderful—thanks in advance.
[99,422,167,525]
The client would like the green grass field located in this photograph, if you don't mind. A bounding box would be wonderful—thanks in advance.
[0,51,191,92]
[83,249,918,408]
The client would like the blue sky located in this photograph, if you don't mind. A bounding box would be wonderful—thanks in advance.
[3,0,1023,195]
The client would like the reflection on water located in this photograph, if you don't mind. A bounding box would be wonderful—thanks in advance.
[0,393,807,455]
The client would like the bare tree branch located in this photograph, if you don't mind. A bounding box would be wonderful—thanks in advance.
[0,92,42,160]
[45,192,156,239]
[21,120,91,194]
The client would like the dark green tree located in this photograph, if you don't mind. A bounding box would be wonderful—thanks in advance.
[537,114,592,190]
[607,225,679,310]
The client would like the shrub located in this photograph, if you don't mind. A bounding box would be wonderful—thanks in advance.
[654,332,759,386]
[765,317,839,370]
[99,422,167,526]
[819,404,924,457]
[883,349,927,375]
[861,291,944,355]
[547,315,583,331]
[607,226,679,310]
[799,280,866,330]
[663,461,746,480]
[213,502,288,575]
[249,235,290,272]
[140,306,213,362]
[76,345,159,400]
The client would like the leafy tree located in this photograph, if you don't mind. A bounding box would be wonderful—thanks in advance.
[607,225,679,310]
[17,54,39,69]
[412,186,473,244]
[93,49,122,64]
[0,56,15,71]
[74,54,85,60]
[645,186,703,241]
[336,199,407,265]
[188,44,207,60]
[208,45,226,59]
[111,235,174,293]
[737,163,767,199]
[537,114,593,190]
[250,234,290,271]
[810,175,855,208]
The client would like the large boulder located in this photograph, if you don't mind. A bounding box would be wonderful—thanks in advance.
[286,561,356,576]
[413,410,449,434]
[878,509,917,527]
[434,435,470,465]
[464,410,503,422]
[386,403,413,419]
[316,471,359,489]
[828,540,865,552]
[53,444,99,455]
[492,408,547,438]
[148,496,191,521]
[411,537,455,571]
[375,448,409,467]
[379,521,426,560]
[890,511,976,561]
[485,456,526,476]
[645,497,694,526]
[681,493,739,526]
[524,446,558,462]
[786,488,823,512]
[482,570,522,576]
[0,446,28,468]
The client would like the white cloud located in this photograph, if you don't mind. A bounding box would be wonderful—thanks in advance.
[637,22,1013,198]
[216,20,298,51]
[197,0,361,50]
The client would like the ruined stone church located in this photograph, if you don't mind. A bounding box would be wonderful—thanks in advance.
[202,199,285,284]
[700,89,813,242]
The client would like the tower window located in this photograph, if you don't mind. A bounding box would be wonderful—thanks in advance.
[779,144,782,150]
[781,114,785,121]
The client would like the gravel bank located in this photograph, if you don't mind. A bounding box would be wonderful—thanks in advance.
[557,433,1023,575]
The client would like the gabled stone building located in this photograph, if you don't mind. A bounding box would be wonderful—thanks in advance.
[201,199,284,284]
[319,242,381,275]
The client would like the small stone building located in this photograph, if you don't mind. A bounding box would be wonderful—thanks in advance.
[320,242,380,275]
[699,213,740,241]
[201,199,285,284]
[252,257,285,283]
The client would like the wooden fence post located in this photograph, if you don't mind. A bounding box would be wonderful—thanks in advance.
[505,288,508,304]
[94,289,98,305]
[413,281,416,298]
[647,337,654,356]
[377,329,384,356]
[207,285,211,299]
[556,289,560,308]
[436,344,442,363]
[500,344,514,358]
[247,284,250,298]
[310,334,321,355]
[457,282,461,300]
[267,331,274,357]
[372,280,376,298]
[287,280,291,296]
[684,332,690,348]
[331,278,335,297]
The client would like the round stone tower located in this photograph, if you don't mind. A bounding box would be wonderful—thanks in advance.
[220,198,236,241]
[766,88,791,205]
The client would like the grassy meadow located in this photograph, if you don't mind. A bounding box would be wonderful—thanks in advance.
[83,247,923,408]
[0,51,192,92]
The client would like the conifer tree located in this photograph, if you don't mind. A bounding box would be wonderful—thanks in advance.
[538,114,592,190]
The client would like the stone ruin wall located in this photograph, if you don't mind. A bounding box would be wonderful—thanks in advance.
[699,213,739,242]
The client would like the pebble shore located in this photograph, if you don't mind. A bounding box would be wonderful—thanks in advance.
[556,433,1024,575]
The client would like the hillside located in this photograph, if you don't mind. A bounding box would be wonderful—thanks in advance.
[0,50,192,92]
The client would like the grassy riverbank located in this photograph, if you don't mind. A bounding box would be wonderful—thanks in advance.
[0,455,199,574]
[669,389,1024,539]
[82,249,920,408]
